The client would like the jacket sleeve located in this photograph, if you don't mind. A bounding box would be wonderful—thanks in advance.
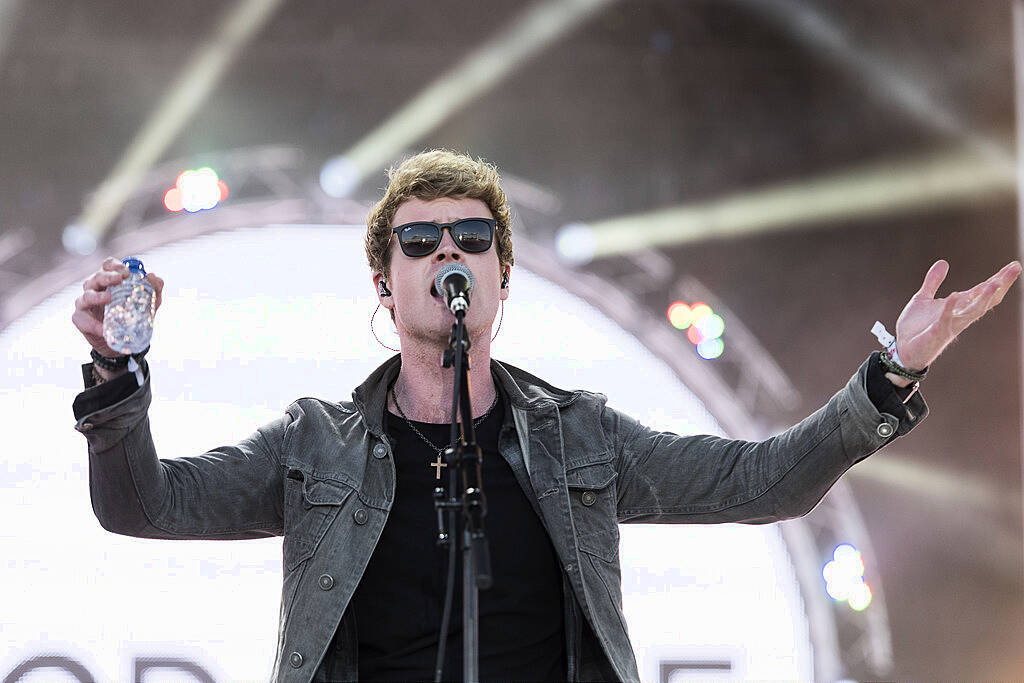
[72,362,288,539]
[605,354,928,524]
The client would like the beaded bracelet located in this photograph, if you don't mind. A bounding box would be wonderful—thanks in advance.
[90,345,149,371]
[871,320,928,384]
[879,348,928,382]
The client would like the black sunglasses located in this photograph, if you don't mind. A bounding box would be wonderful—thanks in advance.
[391,218,496,258]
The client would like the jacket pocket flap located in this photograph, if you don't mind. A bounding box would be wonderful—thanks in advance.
[303,477,353,506]
[566,460,617,490]
[577,527,619,563]
[284,536,314,570]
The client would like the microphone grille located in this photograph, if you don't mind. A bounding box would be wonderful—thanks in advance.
[434,262,475,294]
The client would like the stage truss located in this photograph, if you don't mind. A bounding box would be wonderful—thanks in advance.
[0,144,893,680]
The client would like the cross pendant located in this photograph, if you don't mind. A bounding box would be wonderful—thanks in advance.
[430,453,447,479]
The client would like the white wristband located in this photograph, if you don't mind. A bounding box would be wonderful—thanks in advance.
[871,321,896,351]
[872,321,915,372]
[128,356,144,387]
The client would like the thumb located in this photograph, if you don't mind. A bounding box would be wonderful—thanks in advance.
[915,260,949,300]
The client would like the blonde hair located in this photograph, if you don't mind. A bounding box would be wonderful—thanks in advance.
[365,149,514,277]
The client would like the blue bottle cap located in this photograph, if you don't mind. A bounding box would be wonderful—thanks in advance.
[121,256,147,277]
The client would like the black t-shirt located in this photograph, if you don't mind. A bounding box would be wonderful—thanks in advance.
[339,389,567,682]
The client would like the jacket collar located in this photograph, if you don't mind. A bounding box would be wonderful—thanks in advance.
[351,353,581,435]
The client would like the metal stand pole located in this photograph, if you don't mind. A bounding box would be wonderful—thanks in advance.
[437,311,492,683]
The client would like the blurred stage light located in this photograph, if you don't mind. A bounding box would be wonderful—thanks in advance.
[666,301,692,329]
[848,582,873,612]
[62,223,98,255]
[319,155,360,199]
[687,324,703,346]
[164,168,227,213]
[690,302,712,320]
[163,188,183,212]
[696,337,724,359]
[63,0,283,245]
[321,0,614,200]
[823,543,872,611]
[554,222,596,265]
[696,312,725,339]
[567,148,1015,260]
[670,300,725,359]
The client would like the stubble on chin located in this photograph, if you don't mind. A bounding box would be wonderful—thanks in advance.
[396,296,498,351]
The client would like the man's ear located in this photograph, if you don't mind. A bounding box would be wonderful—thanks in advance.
[500,267,510,301]
[373,272,393,307]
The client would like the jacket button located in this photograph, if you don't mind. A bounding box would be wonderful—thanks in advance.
[581,491,597,506]
[289,651,303,668]
[373,443,388,459]
[876,422,894,438]
[353,508,368,525]
[79,423,93,432]
[318,573,335,590]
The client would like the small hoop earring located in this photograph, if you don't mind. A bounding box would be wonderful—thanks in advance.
[370,303,400,352]
[372,302,501,350]
[491,300,504,342]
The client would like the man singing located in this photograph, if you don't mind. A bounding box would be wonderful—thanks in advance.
[71,149,1020,682]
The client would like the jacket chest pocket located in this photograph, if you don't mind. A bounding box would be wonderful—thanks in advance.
[566,457,619,562]
[283,469,353,571]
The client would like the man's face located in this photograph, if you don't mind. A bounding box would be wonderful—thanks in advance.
[375,196,508,346]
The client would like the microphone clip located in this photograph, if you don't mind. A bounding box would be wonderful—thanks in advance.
[448,294,469,314]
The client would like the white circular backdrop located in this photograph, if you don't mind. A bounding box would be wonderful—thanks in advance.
[0,225,811,682]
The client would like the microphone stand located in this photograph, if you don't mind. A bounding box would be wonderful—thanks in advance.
[435,304,492,683]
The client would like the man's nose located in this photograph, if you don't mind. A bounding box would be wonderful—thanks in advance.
[434,227,462,261]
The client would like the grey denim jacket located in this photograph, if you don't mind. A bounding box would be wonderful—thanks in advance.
[73,353,926,682]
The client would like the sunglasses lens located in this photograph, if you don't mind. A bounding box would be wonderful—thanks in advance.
[397,223,440,257]
[452,219,493,253]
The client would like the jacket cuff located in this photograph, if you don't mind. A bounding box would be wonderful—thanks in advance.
[72,359,152,451]
[863,351,927,436]
[842,353,928,457]
[73,360,148,420]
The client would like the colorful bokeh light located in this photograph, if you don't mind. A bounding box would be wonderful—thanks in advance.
[667,301,693,329]
[696,338,724,359]
[696,313,725,339]
[822,543,872,611]
[690,302,712,321]
[163,167,228,213]
[669,299,726,359]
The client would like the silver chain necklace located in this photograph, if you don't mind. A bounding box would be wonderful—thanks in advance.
[390,385,499,479]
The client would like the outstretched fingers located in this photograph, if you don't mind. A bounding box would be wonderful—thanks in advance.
[946,282,997,335]
[933,293,958,338]
[986,261,1022,309]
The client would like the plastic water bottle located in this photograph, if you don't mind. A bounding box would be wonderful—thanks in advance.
[103,256,155,354]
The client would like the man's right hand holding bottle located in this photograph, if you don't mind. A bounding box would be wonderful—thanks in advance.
[73,256,165,381]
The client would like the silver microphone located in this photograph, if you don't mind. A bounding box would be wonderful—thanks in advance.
[434,263,475,314]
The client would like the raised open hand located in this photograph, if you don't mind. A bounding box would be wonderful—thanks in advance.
[893,259,1021,371]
